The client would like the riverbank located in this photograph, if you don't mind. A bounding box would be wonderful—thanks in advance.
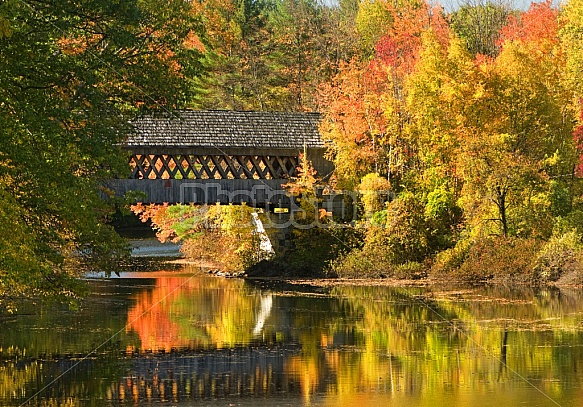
[126,235,583,288]
[135,254,583,291]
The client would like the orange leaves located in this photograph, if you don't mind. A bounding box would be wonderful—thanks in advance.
[183,31,206,52]
[57,35,99,56]
[126,277,197,352]
[130,203,176,243]
[375,33,419,76]
[320,0,454,189]
[191,0,238,50]
[373,2,449,78]
[319,60,390,188]
[499,0,559,49]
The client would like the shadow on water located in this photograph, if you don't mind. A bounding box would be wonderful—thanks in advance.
[3,269,583,406]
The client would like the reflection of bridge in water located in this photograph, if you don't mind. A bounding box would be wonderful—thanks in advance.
[105,345,314,404]
[15,341,402,406]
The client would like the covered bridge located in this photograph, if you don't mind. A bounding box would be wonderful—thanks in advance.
[107,110,333,205]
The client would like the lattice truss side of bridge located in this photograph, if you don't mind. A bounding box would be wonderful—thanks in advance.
[129,153,299,180]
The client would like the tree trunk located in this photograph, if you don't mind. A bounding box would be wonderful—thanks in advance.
[496,186,508,237]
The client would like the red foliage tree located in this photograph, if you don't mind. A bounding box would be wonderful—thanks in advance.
[374,3,449,77]
[498,0,559,48]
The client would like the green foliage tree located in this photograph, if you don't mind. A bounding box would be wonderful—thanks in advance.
[0,0,204,306]
[450,0,513,57]
[196,0,359,111]
[260,0,361,111]
[194,0,277,110]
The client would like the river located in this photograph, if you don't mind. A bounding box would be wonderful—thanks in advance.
[2,268,583,406]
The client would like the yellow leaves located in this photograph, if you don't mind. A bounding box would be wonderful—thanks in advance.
[217,203,254,236]
[355,0,393,52]
[496,132,515,146]
[472,82,485,100]
[495,42,529,78]
[528,191,552,210]
[562,0,583,23]
[359,173,391,217]
[543,150,561,167]
[560,0,583,95]
[284,153,319,196]
[446,34,472,65]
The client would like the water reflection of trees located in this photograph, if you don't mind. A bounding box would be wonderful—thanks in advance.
[106,346,303,404]
[4,279,583,405]
[125,276,276,351]
[120,280,583,405]
[319,285,583,405]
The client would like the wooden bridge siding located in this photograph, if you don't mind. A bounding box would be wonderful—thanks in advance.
[110,145,334,205]
[305,147,334,180]
[125,147,333,181]
[107,179,292,205]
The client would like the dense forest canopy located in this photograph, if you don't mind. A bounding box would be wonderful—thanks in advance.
[2,0,583,305]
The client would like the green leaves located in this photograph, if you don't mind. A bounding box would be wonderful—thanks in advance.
[450,1,512,57]
[0,0,205,306]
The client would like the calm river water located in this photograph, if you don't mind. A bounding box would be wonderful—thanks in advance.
[2,269,583,406]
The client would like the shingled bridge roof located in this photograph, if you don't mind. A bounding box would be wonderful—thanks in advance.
[126,110,324,149]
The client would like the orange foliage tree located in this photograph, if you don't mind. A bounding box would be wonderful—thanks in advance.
[499,0,559,49]
[320,0,450,190]
[131,203,262,271]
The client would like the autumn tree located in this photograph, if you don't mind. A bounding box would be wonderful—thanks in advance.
[319,60,393,189]
[499,0,559,49]
[355,0,393,57]
[331,0,361,63]
[375,1,450,76]
[560,0,583,97]
[193,0,275,110]
[468,46,571,238]
[401,31,472,250]
[132,202,265,271]
[320,1,450,190]
[559,0,583,183]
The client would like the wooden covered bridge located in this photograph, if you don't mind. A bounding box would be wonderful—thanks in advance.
[107,110,334,207]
